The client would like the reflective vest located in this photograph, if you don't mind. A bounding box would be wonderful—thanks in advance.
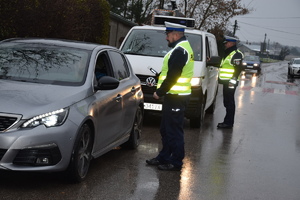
[219,50,243,80]
[157,41,194,95]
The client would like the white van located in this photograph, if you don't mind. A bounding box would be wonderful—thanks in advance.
[119,16,221,128]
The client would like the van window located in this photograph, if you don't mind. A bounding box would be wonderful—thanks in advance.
[121,30,169,57]
[121,29,203,61]
[207,36,218,56]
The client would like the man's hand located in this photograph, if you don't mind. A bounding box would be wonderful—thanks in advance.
[153,92,159,99]
[228,78,237,88]
[229,78,237,85]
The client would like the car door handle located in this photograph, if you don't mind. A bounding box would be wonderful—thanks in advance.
[115,94,122,102]
[131,86,137,94]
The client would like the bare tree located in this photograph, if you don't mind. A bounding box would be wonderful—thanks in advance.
[177,0,250,31]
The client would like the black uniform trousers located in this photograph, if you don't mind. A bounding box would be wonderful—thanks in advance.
[222,82,238,126]
[156,94,189,168]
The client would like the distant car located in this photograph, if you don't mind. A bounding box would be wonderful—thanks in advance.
[242,55,261,73]
[288,58,300,78]
[0,38,143,182]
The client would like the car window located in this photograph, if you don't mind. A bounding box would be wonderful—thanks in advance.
[293,59,300,64]
[0,42,90,86]
[121,29,203,61]
[95,52,112,80]
[108,51,130,80]
[244,56,260,62]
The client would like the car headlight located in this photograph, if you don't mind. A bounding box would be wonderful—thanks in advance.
[242,62,247,66]
[22,108,69,128]
[190,77,201,86]
[253,63,258,67]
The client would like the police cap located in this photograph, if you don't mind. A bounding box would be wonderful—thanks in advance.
[224,36,238,43]
[165,22,186,33]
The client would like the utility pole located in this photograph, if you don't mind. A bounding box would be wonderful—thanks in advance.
[233,20,238,36]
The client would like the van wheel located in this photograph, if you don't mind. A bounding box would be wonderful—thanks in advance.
[67,124,93,183]
[190,99,205,128]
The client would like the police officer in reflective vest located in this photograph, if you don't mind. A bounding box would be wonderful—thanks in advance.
[217,36,244,129]
[146,22,194,171]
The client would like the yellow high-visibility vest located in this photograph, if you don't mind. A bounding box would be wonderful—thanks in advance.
[219,50,243,80]
[157,41,194,95]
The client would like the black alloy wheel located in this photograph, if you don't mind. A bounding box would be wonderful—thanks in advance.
[67,123,93,183]
[123,106,143,149]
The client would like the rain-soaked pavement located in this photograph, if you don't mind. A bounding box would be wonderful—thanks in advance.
[0,61,300,200]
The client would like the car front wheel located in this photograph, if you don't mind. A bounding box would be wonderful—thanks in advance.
[122,106,143,149]
[67,123,93,183]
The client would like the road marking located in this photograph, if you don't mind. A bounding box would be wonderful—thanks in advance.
[265,80,297,86]
[240,86,298,96]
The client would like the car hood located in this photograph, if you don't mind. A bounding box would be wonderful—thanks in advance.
[125,54,203,77]
[0,80,90,118]
[291,64,300,68]
[245,60,260,64]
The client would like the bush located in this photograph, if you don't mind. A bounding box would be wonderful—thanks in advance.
[0,0,110,44]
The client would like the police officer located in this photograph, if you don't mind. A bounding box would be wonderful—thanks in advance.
[146,22,194,171]
[217,36,244,129]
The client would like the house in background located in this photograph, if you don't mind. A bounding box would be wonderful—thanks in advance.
[238,42,261,56]
[109,12,137,48]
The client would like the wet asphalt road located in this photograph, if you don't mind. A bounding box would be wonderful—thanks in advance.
[0,61,300,200]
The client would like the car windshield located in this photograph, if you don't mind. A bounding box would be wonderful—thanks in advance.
[244,56,260,62]
[0,42,90,86]
[121,29,203,61]
[293,59,300,64]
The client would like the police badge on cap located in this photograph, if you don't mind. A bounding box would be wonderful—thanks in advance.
[165,22,186,32]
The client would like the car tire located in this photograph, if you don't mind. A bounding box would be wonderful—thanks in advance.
[190,96,206,128]
[122,106,143,149]
[257,68,261,74]
[67,123,93,183]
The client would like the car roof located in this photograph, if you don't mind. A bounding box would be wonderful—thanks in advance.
[0,38,115,51]
[130,25,216,37]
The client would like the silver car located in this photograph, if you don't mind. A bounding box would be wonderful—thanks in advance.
[288,58,300,78]
[0,38,144,182]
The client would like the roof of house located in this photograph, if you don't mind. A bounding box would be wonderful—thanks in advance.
[110,11,137,27]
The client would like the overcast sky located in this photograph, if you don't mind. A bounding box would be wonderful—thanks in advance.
[230,0,300,48]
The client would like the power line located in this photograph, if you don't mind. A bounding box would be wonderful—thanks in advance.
[238,16,300,19]
[235,22,300,46]
[238,21,300,37]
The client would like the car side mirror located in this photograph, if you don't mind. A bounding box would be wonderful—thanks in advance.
[95,76,120,90]
[207,56,221,67]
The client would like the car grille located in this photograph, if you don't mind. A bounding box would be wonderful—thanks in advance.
[0,114,21,132]
[13,147,62,166]
[137,74,158,94]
